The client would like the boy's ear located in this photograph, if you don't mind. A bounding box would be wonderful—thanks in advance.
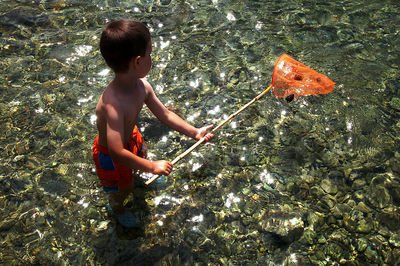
[132,56,141,68]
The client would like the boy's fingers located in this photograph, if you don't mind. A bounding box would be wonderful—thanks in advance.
[203,133,214,142]
[166,162,173,174]
[205,124,213,131]
[167,167,173,175]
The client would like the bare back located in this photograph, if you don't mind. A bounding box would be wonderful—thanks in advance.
[95,79,148,148]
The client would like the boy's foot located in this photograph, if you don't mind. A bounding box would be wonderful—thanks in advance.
[106,204,139,228]
[114,210,138,228]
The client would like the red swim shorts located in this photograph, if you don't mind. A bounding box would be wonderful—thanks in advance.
[92,126,147,191]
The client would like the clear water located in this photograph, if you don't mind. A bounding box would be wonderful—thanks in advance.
[1,0,400,264]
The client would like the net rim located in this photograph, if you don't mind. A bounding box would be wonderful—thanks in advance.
[271,53,289,88]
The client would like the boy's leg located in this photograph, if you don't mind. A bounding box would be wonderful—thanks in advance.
[107,184,138,228]
[108,184,134,213]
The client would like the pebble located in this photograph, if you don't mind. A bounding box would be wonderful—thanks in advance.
[389,234,400,247]
[320,179,338,194]
[355,202,372,213]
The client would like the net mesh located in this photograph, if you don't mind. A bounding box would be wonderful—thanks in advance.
[271,54,335,98]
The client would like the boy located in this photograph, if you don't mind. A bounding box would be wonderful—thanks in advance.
[92,20,213,227]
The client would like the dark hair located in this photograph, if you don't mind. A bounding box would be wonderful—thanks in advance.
[100,20,151,73]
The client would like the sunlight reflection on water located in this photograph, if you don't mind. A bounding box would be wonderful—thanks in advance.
[260,169,274,184]
[225,192,241,208]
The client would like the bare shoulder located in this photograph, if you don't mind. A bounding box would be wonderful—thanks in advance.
[97,86,122,117]
[140,78,152,88]
[139,78,154,96]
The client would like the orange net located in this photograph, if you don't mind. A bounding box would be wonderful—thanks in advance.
[271,54,335,99]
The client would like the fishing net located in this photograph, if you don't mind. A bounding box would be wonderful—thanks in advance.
[271,54,336,99]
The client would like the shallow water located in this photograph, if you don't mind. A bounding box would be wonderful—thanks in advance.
[1,0,400,264]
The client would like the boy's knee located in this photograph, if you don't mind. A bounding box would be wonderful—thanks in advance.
[109,192,124,212]
[120,184,134,194]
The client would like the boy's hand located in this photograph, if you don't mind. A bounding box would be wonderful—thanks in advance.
[152,160,173,175]
[195,125,214,142]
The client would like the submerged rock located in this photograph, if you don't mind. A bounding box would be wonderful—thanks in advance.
[356,238,368,252]
[389,97,400,111]
[259,206,304,245]
[356,219,373,233]
[377,212,400,231]
[364,246,379,261]
[306,211,324,229]
[389,157,400,174]
[323,242,344,262]
[320,179,338,194]
[301,228,316,244]
[0,7,52,30]
[370,186,391,209]
[38,169,69,196]
[355,202,372,213]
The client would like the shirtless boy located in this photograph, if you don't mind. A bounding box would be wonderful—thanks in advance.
[92,20,213,227]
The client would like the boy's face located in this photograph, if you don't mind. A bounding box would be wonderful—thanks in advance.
[137,39,152,78]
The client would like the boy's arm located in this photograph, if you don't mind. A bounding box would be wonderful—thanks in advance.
[105,104,173,175]
[144,82,213,141]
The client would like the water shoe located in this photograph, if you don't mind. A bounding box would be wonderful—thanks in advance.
[114,210,138,228]
[106,204,139,228]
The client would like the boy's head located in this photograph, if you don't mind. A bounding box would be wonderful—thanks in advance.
[100,20,151,73]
